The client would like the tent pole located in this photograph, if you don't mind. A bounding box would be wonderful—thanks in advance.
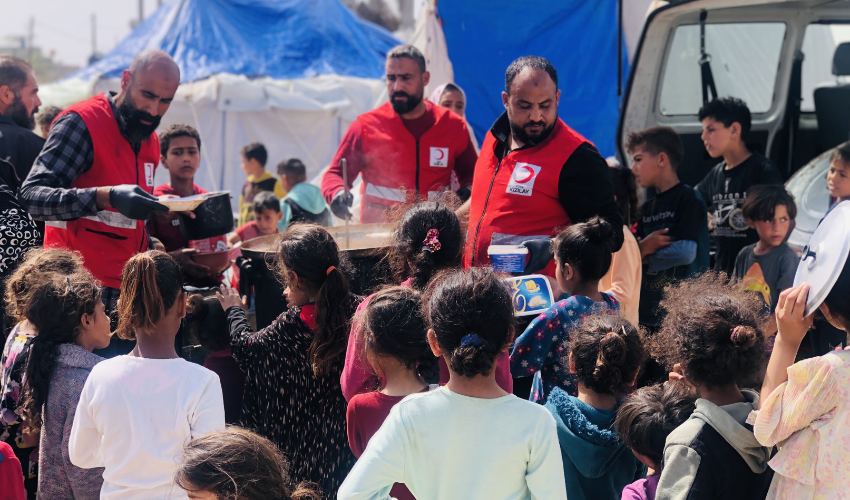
[220,111,227,192]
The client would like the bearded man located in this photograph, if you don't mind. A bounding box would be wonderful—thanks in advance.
[322,45,478,223]
[21,51,177,334]
[464,56,624,278]
[0,55,45,191]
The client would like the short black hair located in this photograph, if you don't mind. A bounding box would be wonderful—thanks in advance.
[626,126,685,170]
[241,142,267,167]
[36,106,63,130]
[741,184,797,222]
[505,56,557,94]
[615,382,697,467]
[159,124,201,156]
[277,158,306,181]
[831,141,850,165]
[698,97,752,139]
[387,45,426,73]
[252,190,280,214]
[0,55,32,94]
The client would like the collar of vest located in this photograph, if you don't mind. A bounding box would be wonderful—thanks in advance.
[489,112,565,152]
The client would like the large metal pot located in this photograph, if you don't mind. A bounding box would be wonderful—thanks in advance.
[179,191,233,240]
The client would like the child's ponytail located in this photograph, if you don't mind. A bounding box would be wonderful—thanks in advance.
[553,216,616,283]
[426,267,516,378]
[570,315,646,396]
[387,201,463,290]
[363,286,439,384]
[276,224,355,376]
[116,251,184,340]
[19,270,101,433]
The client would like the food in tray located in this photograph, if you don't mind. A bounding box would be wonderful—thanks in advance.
[158,193,208,212]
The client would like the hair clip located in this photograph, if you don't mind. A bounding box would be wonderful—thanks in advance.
[730,325,742,343]
[460,333,483,347]
[605,331,618,338]
[66,277,76,294]
[326,265,336,276]
[422,228,441,253]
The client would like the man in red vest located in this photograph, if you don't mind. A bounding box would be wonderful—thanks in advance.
[21,51,178,353]
[465,56,624,279]
[322,45,478,224]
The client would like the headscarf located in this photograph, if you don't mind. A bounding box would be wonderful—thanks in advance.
[427,82,479,153]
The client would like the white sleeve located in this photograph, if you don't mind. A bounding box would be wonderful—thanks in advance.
[189,372,226,439]
[337,405,407,500]
[68,379,105,469]
[526,413,568,500]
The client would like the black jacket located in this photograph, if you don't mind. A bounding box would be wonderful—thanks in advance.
[0,114,45,193]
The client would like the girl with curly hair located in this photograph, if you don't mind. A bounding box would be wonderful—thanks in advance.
[649,273,773,500]
[19,269,110,499]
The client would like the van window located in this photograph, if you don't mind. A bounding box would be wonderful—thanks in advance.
[659,23,786,116]
[801,24,850,112]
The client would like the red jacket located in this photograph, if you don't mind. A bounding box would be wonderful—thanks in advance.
[465,118,586,276]
[323,101,471,223]
[43,94,158,289]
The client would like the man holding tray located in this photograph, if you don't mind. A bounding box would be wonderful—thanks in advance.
[20,51,179,352]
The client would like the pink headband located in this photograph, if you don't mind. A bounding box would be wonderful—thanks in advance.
[731,326,742,342]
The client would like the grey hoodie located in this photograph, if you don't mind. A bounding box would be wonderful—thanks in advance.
[656,389,773,500]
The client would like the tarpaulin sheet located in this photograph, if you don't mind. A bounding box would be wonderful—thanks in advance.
[438,0,628,157]
[65,0,400,84]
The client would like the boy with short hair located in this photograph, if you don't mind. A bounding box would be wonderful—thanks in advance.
[238,142,285,226]
[696,97,783,276]
[629,126,708,330]
[276,158,331,230]
[733,184,799,336]
[826,141,850,213]
[147,124,225,282]
[228,191,282,246]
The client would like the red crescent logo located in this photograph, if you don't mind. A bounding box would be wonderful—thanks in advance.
[513,165,536,184]
[435,149,445,160]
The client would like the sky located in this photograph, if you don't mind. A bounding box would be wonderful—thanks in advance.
[4,0,165,68]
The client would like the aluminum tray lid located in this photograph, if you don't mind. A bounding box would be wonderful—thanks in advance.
[793,201,850,317]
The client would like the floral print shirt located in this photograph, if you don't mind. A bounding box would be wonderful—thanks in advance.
[748,350,850,500]
[510,293,619,403]
[1,325,33,435]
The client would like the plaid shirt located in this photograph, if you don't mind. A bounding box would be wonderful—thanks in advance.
[20,93,140,221]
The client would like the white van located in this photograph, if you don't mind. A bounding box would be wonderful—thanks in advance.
[619,0,850,250]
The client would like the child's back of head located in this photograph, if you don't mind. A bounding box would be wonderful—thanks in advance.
[649,272,765,389]
[276,224,355,375]
[615,381,697,471]
[388,201,463,290]
[425,267,515,378]
[185,295,229,352]
[609,166,638,227]
[554,216,617,284]
[116,251,184,341]
[278,158,307,184]
[364,286,439,385]
[176,427,319,500]
[568,315,646,396]
[5,248,83,324]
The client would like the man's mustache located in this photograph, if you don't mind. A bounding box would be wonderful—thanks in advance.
[524,121,546,130]
[392,92,411,100]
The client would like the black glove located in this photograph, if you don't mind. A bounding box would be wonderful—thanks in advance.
[109,185,167,220]
[330,190,354,220]
[456,185,471,202]
[520,238,554,274]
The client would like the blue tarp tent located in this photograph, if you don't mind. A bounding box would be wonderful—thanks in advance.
[67,0,400,83]
[438,0,628,158]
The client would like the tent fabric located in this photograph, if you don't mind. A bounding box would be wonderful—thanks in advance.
[409,0,455,99]
[437,0,629,158]
[66,0,400,84]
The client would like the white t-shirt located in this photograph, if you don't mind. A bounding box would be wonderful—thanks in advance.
[69,355,225,500]
[338,386,567,500]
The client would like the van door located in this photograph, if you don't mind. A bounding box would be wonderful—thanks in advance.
[619,1,807,185]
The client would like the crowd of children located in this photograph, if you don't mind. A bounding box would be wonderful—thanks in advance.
[3,94,850,500]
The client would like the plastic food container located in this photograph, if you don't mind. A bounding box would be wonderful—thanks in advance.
[488,245,528,273]
[503,274,555,316]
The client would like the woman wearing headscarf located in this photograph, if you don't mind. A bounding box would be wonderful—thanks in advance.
[428,83,479,153]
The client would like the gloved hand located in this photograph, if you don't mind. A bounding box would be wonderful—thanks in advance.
[330,190,354,220]
[520,238,554,274]
[456,185,471,202]
[109,185,167,220]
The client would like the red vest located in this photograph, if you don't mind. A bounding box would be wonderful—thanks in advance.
[43,94,159,289]
[358,101,469,223]
[464,118,586,276]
